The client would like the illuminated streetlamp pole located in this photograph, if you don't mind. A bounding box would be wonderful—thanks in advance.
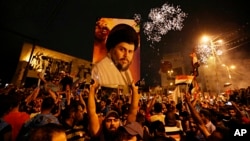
[210,40,220,96]
[200,36,221,95]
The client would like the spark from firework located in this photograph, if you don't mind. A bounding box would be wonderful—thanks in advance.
[196,39,224,64]
[134,3,187,44]
[196,43,213,64]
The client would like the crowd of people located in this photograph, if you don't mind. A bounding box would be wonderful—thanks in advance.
[1,74,250,141]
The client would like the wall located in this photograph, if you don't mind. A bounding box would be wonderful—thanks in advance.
[13,42,91,87]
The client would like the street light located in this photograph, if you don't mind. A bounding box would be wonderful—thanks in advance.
[230,65,236,70]
[167,69,173,76]
[167,69,174,89]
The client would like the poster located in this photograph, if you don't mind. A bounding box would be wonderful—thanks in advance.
[92,17,140,92]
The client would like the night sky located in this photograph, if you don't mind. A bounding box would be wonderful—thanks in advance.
[0,0,249,85]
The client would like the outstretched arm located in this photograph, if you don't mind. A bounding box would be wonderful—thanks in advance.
[87,80,100,136]
[37,72,47,84]
[184,93,210,138]
[25,87,40,105]
[79,89,88,113]
[231,101,246,118]
[146,93,159,115]
[127,82,140,122]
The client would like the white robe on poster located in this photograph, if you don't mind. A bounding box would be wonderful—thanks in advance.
[91,56,133,94]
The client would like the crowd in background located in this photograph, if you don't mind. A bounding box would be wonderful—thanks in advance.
[0,71,250,141]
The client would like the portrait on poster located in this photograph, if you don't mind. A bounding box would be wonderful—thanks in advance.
[91,17,140,94]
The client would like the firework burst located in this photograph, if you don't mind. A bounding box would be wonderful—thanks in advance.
[196,39,223,64]
[196,43,213,64]
[135,3,187,44]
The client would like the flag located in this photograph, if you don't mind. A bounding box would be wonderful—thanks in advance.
[190,52,200,77]
[175,75,194,85]
[172,85,181,104]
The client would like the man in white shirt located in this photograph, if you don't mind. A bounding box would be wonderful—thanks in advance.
[91,24,139,94]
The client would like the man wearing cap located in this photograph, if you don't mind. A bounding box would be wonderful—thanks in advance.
[116,121,144,141]
[87,80,141,141]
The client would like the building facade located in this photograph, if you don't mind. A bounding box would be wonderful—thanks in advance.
[13,42,92,87]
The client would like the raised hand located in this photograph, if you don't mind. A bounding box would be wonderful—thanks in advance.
[184,92,191,102]
[89,79,99,91]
